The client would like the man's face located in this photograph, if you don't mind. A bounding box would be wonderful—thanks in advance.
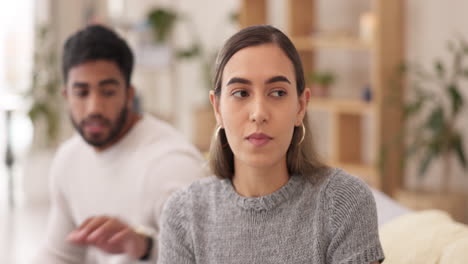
[64,60,133,148]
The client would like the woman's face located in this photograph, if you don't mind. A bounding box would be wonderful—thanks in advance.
[211,43,310,170]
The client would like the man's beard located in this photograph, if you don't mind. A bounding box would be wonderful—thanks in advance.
[71,106,128,148]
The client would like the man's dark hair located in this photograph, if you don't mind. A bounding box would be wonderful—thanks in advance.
[62,24,134,86]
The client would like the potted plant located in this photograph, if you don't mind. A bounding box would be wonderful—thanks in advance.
[26,24,62,150]
[147,8,177,43]
[307,71,336,97]
[22,24,63,204]
[393,38,467,221]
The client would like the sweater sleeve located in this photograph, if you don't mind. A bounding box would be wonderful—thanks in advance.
[325,171,385,264]
[157,189,195,264]
[32,153,86,264]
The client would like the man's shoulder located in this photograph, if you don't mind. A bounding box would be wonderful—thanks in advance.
[54,135,87,160]
[136,114,203,160]
[138,114,182,140]
[49,135,89,187]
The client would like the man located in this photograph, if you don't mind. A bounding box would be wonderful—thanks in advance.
[34,25,205,263]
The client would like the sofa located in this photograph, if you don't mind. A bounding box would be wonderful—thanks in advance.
[373,190,468,264]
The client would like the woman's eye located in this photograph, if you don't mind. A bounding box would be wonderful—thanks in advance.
[271,90,287,97]
[232,90,249,98]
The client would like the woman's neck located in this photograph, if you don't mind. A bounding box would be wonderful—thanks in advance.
[232,159,290,197]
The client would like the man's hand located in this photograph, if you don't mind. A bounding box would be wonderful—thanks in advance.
[67,216,148,259]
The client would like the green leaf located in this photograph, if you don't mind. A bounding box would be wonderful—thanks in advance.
[447,83,464,115]
[428,139,443,155]
[229,11,239,24]
[453,135,467,169]
[418,152,435,177]
[404,98,424,119]
[435,60,445,78]
[425,107,445,134]
[46,81,59,94]
[47,110,59,140]
[460,38,468,54]
[28,102,48,122]
[176,44,201,59]
[397,63,407,74]
[406,139,423,157]
[147,8,177,42]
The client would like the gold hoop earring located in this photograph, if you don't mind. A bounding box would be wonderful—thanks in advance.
[215,125,223,139]
[215,125,229,149]
[298,123,305,145]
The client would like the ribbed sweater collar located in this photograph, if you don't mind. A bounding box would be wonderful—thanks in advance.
[222,174,304,211]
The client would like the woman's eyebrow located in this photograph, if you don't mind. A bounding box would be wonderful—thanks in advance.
[226,77,251,86]
[227,76,291,86]
[265,75,291,84]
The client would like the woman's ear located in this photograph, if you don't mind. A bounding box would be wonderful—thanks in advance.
[209,90,223,127]
[296,87,311,126]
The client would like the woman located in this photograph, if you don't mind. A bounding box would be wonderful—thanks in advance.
[158,25,384,264]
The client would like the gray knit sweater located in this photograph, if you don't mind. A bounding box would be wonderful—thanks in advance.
[158,168,385,264]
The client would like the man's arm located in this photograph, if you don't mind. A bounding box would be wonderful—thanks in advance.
[64,150,204,262]
[66,216,150,259]
[64,148,205,261]
[149,151,206,223]
[33,170,86,263]
[145,150,206,261]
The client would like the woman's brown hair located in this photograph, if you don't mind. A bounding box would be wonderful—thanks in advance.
[209,25,328,181]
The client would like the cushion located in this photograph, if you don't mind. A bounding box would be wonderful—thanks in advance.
[379,210,468,264]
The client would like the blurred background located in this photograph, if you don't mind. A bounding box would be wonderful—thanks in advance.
[0,0,467,263]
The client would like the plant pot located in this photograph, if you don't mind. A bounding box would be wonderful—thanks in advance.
[193,105,216,152]
[395,188,467,223]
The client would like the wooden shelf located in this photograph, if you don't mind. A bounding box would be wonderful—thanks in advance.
[292,36,372,51]
[240,0,404,196]
[330,161,380,189]
[308,98,374,115]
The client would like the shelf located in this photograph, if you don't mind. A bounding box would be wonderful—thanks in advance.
[308,98,374,115]
[240,0,404,195]
[292,36,372,51]
[329,161,380,189]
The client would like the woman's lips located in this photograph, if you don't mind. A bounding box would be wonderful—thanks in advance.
[246,133,272,147]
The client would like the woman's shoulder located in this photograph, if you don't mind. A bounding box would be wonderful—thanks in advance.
[317,168,377,223]
[306,168,376,215]
[163,176,225,211]
[316,168,373,199]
